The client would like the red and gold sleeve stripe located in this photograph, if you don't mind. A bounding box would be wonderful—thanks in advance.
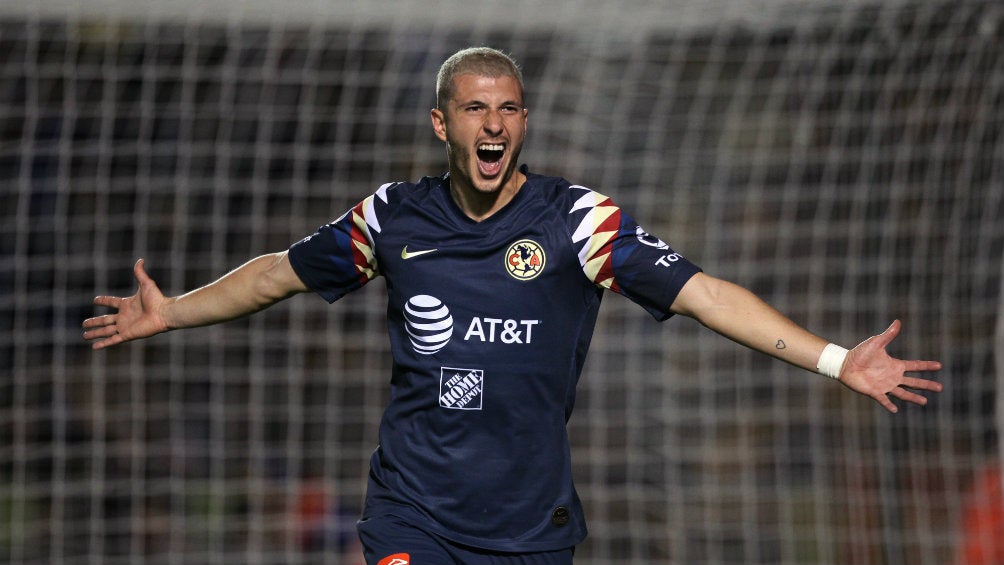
[568,187,623,293]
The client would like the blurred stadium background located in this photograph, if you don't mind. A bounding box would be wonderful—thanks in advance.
[1,0,1002,563]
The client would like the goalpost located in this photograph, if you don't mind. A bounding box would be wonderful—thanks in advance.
[2,1,1001,564]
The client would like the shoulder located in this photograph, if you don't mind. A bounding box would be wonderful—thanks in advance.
[521,168,622,239]
[521,166,614,214]
[368,174,444,206]
[351,174,447,228]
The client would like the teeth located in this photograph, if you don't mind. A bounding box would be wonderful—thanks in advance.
[478,144,504,152]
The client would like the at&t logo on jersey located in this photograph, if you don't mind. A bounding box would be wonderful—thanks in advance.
[504,239,545,281]
[405,294,541,354]
[463,317,539,344]
[404,295,453,354]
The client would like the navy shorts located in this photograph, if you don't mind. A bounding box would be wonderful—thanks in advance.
[357,515,575,565]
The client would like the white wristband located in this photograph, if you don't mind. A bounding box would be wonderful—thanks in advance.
[817,343,849,380]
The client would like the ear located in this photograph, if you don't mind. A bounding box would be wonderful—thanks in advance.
[431,108,447,142]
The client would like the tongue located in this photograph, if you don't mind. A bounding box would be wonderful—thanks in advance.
[478,157,503,177]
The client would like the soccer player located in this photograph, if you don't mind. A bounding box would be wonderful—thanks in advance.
[83,47,943,565]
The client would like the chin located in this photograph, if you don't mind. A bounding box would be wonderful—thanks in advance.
[477,164,519,193]
[473,178,506,194]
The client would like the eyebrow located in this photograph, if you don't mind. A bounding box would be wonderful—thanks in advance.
[457,98,524,109]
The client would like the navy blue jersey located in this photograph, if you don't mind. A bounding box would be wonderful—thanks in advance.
[288,166,701,552]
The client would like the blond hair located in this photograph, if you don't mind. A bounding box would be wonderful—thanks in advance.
[436,47,524,110]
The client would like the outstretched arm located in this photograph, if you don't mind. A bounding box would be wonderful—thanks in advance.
[83,252,309,350]
[669,272,942,412]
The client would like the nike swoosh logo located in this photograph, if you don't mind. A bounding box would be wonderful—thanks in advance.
[401,245,438,260]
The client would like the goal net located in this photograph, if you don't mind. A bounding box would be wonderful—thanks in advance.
[2,1,1001,563]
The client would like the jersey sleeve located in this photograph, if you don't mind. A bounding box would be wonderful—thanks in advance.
[287,183,393,303]
[565,186,701,321]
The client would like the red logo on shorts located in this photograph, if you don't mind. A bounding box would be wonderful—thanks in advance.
[378,553,410,565]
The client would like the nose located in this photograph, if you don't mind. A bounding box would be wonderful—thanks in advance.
[482,109,503,135]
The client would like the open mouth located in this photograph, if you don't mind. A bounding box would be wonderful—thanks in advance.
[476,143,505,176]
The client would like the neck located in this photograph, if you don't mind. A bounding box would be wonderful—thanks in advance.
[449,171,526,222]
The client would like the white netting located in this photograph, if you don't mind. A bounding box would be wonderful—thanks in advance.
[1,1,1001,564]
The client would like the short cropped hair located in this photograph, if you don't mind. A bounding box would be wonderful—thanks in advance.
[435,47,525,110]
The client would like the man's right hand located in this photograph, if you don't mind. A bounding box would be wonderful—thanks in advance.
[83,258,170,350]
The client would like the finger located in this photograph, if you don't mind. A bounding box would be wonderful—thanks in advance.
[890,387,929,406]
[874,393,899,414]
[92,295,123,309]
[901,376,943,392]
[871,319,901,348]
[903,360,942,373]
[134,258,152,286]
[82,314,115,329]
[83,324,118,340]
[92,334,124,350]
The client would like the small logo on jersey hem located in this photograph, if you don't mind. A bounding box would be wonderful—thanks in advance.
[440,368,484,410]
[504,239,545,281]
[401,245,437,260]
[378,553,410,565]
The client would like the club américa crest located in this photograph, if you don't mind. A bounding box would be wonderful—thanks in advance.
[504,239,545,281]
